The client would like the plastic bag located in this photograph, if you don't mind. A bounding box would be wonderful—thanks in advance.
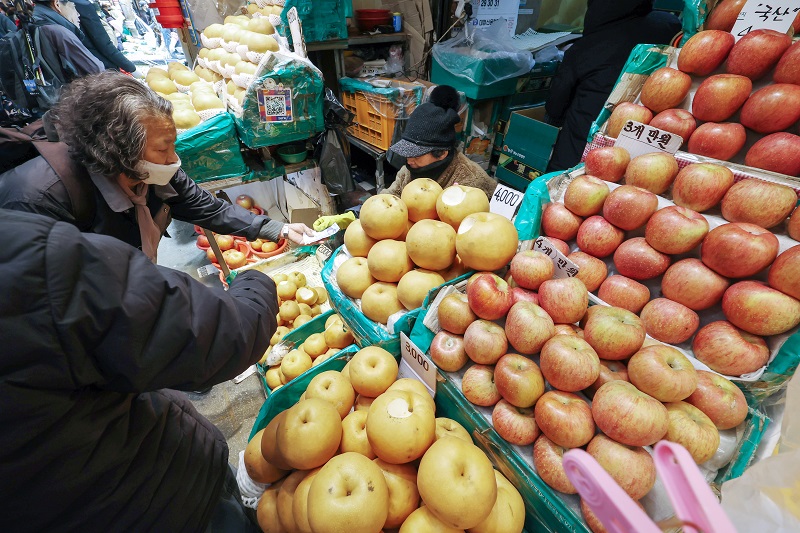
[431,19,534,85]
[318,129,354,195]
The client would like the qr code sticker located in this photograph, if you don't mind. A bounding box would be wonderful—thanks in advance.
[258,88,293,123]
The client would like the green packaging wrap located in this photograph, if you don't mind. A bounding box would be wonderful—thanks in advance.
[175,112,247,183]
[235,53,324,149]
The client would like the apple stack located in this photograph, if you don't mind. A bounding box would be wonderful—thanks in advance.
[429,257,755,531]
[263,312,353,392]
[197,232,254,269]
[333,179,518,325]
[601,28,800,177]
[245,345,527,533]
[548,144,800,389]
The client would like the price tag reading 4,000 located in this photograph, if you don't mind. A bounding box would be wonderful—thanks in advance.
[489,183,524,221]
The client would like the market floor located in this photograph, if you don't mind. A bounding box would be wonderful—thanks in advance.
[158,219,267,466]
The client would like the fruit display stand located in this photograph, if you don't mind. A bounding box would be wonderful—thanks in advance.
[175,112,249,183]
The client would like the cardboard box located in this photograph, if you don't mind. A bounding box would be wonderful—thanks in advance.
[495,106,560,190]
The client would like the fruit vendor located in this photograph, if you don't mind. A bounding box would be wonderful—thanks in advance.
[0,208,276,531]
[0,70,312,262]
[384,85,498,199]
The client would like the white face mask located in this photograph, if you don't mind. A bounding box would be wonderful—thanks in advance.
[57,1,80,26]
[135,157,181,186]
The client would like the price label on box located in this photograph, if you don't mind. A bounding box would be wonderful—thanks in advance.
[489,183,524,221]
[730,0,800,40]
[613,120,683,159]
[534,237,579,278]
[398,332,436,397]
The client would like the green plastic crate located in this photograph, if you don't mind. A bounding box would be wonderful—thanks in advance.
[431,57,519,100]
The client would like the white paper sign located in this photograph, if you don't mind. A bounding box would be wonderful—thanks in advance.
[730,0,800,39]
[286,7,307,59]
[471,0,519,35]
[398,332,436,397]
[613,120,683,159]
[533,237,579,279]
[489,182,524,220]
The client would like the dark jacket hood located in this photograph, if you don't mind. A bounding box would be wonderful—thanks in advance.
[583,0,654,34]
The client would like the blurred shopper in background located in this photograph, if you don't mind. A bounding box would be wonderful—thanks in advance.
[74,0,135,71]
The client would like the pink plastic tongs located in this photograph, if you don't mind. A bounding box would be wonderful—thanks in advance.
[563,440,738,533]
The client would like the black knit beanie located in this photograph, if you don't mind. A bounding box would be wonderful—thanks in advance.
[390,85,461,158]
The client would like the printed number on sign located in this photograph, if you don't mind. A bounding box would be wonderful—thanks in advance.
[493,188,520,206]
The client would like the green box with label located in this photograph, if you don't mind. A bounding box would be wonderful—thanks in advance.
[495,106,560,191]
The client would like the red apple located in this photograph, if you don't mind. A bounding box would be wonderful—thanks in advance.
[461,364,501,407]
[542,203,583,241]
[584,146,631,182]
[701,223,779,278]
[705,0,746,31]
[568,251,608,292]
[504,302,555,355]
[774,39,800,85]
[429,330,468,372]
[790,208,800,240]
[740,84,800,134]
[222,249,247,269]
[649,108,697,141]
[466,272,513,320]
[726,28,792,81]
[206,248,218,263]
[745,132,800,177]
[532,435,576,494]
[553,324,583,337]
[575,216,624,259]
[533,391,595,449]
[663,401,720,464]
[437,292,476,335]
[628,344,698,402]
[597,275,650,314]
[624,152,679,195]
[545,237,571,257]
[539,335,600,392]
[592,380,669,446]
[678,30,735,76]
[510,287,539,306]
[538,277,589,324]
[691,74,752,122]
[661,258,730,311]
[236,194,254,210]
[586,434,656,500]
[494,353,545,409]
[614,237,671,281]
[564,175,611,218]
[585,359,629,397]
[581,499,646,533]
[640,67,692,113]
[216,234,235,251]
[463,319,508,365]
[602,185,658,231]
[672,163,735,212]
[769,245,800,299]
[639,298,700,345]
[492,399,539,446]
[686,370,748,430]
[510,250,554,290]
[606,102,654,139]
[197,234,210,247]
[688,122,746,161]
[582,305,645,361]
[645,206,709,255]
[693,321,770,376]
[722,281,800,336]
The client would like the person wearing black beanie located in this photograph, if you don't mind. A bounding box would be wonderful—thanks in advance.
[385,85,498,199]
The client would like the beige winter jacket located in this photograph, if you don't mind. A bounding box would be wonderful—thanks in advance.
[385,152,498,199]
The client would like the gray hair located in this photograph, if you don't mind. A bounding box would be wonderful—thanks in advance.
[51,71,173,180]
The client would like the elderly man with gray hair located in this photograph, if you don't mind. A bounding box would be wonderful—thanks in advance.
[0,70,312,262]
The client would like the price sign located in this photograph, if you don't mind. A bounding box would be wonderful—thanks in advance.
[398,332,436,397]
[489,183,524,220]
[534,236,579,279]
[730,0,800,40]
[470,0,520,34]
[613,120,683,159]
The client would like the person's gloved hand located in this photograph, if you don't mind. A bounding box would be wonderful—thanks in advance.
[313,211,356,232]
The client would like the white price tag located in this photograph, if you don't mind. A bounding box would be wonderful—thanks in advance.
[533,237,579,279]
[398,332,436,397]
[286,7,307,59]
[613,120,683,159]
[730,0,800,40]
[489,183,524,221]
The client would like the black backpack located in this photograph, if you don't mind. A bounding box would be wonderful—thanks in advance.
[0,119,95,229]
[0,22,69,114]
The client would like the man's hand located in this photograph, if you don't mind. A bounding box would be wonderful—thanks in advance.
[285,223,314,245]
